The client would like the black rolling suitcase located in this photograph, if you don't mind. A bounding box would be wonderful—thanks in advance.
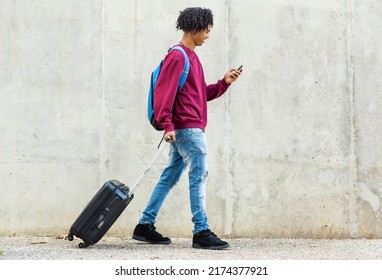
[67,180,132,248]
[67,140,169,248]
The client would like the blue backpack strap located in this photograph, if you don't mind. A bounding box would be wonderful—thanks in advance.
[170,46,190,90]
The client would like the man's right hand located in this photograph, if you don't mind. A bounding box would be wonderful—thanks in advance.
[164,131,176,143]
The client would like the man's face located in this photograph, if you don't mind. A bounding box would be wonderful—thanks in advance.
[193,24,212,46]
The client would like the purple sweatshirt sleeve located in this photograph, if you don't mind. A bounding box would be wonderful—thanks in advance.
[153,51,184,132]
[206,78,231,101]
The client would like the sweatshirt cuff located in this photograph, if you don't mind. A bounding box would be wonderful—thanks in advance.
[221,78,231,89]
[164,124,175,133]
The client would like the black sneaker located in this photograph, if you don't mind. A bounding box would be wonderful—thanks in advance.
[132,223,171,244]
[192,229,229,250]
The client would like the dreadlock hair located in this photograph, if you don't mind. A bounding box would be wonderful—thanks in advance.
[176,7,214,33]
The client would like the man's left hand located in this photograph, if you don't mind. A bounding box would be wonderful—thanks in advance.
[224,67,242,84]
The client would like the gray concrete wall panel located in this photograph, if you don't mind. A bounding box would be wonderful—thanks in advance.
[1,0,381,238]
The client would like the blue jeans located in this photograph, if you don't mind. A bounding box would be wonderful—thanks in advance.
[139,128,209,234]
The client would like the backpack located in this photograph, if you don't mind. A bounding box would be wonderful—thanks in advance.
[147,46,190,130]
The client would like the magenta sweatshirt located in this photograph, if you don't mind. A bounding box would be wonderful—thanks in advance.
[153,44,230,132]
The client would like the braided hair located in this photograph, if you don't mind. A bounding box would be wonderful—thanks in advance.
[176,7,214,32]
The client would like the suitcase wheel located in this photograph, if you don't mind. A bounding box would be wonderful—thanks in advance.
[78,242,90,248]
[67,233,74,241]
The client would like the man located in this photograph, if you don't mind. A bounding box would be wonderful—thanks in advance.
[133,7,242,250]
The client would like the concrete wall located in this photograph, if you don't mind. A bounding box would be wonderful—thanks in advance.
[1,0,381,238]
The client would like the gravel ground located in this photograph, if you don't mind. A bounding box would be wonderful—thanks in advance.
[1,235,382,260]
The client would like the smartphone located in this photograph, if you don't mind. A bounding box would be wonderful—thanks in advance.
[237,65,243,72]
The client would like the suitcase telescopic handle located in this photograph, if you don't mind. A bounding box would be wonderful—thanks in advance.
[128,136,171,196]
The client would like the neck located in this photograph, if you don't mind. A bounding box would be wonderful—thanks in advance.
[180,33,196,50]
